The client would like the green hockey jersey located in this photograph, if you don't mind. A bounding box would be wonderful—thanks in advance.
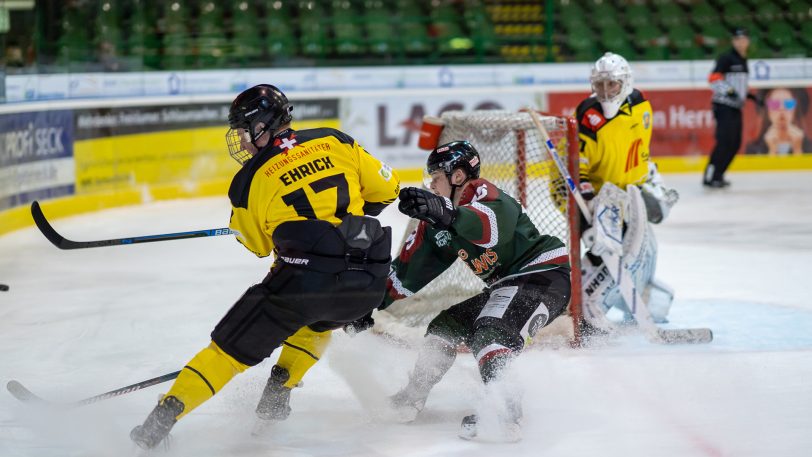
[384,179,570,307]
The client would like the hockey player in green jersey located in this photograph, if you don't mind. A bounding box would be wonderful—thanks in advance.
[384,140,572,441]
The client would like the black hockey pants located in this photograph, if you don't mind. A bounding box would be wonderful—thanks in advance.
[705,103,743,182]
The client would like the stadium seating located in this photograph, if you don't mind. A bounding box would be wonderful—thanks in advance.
[26,0,810,71]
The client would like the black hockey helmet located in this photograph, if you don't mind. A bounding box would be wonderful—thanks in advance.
[426,140,481,180]
[226,84,293,164]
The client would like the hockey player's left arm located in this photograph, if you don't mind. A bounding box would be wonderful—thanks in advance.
[355,142,400,216]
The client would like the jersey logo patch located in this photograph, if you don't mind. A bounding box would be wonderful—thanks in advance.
[625,138,642,172]
[643,111,651,129]
[434,230,452,247]
[379,163,393,181]
[581,108,606,132]
[471,184,489,203]
[273,133,298,153]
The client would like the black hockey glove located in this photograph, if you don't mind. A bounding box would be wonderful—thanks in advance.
[344,311,374,336]
[398,187,457,230]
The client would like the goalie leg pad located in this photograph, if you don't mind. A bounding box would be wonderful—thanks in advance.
[601,185,661,319]
[644,277,674,324]
[581,256,619,331]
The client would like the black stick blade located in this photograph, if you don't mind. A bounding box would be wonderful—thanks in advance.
[7,380,46,404]
[30,201,80,249]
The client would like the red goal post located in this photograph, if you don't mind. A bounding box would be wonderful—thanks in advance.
[379,110,584,346]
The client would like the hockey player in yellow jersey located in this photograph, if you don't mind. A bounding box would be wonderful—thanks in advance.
[130,84,399,449]
[572,53,679,334]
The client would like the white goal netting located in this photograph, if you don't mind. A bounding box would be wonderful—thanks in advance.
[377,110,582,344]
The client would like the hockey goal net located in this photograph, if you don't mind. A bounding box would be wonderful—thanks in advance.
[377,110,583,346]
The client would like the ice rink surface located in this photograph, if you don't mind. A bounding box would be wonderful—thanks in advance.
[1,171,811,457]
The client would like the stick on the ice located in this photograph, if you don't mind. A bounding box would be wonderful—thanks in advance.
[7,370,181,408]
[31,201,235,250]
[526,109,712,345]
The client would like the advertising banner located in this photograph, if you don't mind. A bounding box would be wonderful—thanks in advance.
[548,87,812,157]
[0,110,75,211]
[73,99,339,194]
[341,91,543,168]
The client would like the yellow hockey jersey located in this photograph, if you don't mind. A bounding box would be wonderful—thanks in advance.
[228,128,400,258]
[575,89,653,193]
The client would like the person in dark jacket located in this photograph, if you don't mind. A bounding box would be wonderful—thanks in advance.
[704,28,761,188]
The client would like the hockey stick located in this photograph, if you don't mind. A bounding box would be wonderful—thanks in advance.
[31,201,235,250]
[6,370,181,408]
[527,110,712,344]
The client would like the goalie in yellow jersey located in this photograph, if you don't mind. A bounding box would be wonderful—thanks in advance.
[568,53,679,335]
[130,84,399,449]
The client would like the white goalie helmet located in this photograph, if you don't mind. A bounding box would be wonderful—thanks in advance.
[590,52,634,119]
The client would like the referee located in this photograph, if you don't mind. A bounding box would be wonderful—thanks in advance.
[704,28,760,188]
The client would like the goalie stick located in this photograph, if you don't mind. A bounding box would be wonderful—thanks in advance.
[527,110,712,345]
[31,201,235,250]
[6,370,180,408]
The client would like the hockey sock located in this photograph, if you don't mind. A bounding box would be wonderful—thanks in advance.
[411,334,457,390]
[470,327,519,383]
[277,326,332,389]
[165,341,249,419]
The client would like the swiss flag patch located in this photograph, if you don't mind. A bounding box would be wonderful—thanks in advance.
[580,108,606,132]
[273,133,298,151]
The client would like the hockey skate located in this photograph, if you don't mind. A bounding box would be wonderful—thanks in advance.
[130,395,185,450]
[458,399,523,442]
[387,382,431,423]
[255,365,293,421]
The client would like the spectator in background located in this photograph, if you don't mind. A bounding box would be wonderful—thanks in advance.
[703,28,761,188]
[745,87,812,156]
[4,43,25,68]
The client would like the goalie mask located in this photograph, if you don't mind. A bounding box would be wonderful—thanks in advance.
[424,140,481,201]
[226,84,293,165]
[590,52,633,119]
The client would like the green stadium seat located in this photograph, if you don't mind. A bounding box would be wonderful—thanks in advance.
[460,1,498,57]
[601,26,636,59]
[196,2,228,68]
[231,3,264,61]
[590,2,620,30]
[752,1,781,28]
[691,2,719,27]
[402,21,432,55]
[162,34,190,69]
[722,3,750,28]
[563,21,596,56]
[433,21,471,55]
[699,23,730,53]
[57,5,93,66]
[634,24,668,60]
[657,3,687,30]
[558,2,584,32]
[334,20,367,56]
[124,1,160,70]
[624,4,651,28]
[786,0,812,25]
[800,22,812,48]
[765,21,800,53]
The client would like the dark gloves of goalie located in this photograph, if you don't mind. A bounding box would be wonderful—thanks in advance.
[344,311,374,336]
[398,187,457,230]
